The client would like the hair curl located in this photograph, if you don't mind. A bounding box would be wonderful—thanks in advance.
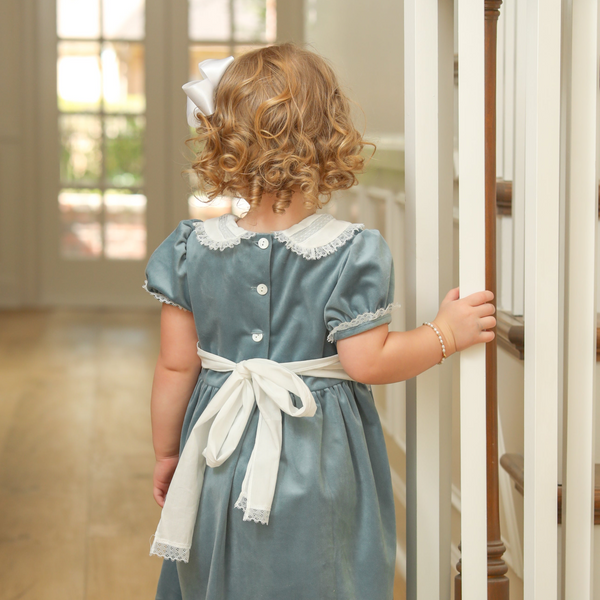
[183,43,375,214]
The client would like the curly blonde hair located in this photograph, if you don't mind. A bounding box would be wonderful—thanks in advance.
[184,43,375,214]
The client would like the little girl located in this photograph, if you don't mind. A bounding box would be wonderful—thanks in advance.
[143,43,496,600]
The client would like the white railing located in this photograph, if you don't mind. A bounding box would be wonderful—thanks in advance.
[329,0,599,598]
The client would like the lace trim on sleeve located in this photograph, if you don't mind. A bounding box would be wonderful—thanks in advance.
[327,302,400,343]
[142,280,190,312]
[194,220,256,250]
[274,223,364,260]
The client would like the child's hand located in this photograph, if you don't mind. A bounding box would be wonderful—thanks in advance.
[432,287,496,355]
[153,455,180,507]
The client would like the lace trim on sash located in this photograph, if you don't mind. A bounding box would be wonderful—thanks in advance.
[149,537,190,562]
[194,219,256,250]
[234,493,270,525]
[142,280,190,311]
[327,302,400,343]
[274,223,365,261]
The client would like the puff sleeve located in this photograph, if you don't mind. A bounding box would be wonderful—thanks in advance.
[142,220,196,312]
[324,229,397,344]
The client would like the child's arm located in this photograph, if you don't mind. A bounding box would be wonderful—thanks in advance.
[337,287,496,385]
[151,304,201,507]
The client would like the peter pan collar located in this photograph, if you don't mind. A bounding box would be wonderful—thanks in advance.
[194,212,365,260]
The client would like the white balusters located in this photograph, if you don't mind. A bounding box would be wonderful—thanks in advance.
[404,0,454,598]
[522,0,562,598]
[563,0,599,597]
[384,191,407,445]
[457,0,488,598]
[512,0,527,317]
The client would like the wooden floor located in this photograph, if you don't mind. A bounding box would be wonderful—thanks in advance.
[0,309,164,600]
[0,308,406,600]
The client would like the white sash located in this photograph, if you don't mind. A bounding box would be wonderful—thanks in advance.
[149,345,354,562]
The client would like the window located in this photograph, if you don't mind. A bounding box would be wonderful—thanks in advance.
[187,0,276,220]
[56,0,147,259]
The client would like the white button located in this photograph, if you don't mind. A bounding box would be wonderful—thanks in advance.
[252,332,263,342]
[258,238,269,249]
[257,284,268,296]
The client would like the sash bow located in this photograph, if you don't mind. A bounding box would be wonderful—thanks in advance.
[149,346,353,563]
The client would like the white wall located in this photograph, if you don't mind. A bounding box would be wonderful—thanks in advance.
[304,0,404,141]
[0,0,36,307]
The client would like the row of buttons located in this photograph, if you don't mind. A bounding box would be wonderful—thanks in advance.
[256,238,269,296]
[254,238,269,342]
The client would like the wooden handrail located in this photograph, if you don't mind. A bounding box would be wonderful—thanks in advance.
[500,454,600,525]
[496,311,524,360]
[499,453,524,495]
[496,179,512,215]
[496,178,600,218]
[496,310,600,362]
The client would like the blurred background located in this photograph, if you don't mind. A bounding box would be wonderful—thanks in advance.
[0,0,403,310]
[5,1,600,599]
[0,1,405,599]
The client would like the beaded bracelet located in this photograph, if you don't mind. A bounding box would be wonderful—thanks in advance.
[423,321,447,364]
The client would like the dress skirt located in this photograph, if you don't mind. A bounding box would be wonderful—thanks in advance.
[154,370,396,600]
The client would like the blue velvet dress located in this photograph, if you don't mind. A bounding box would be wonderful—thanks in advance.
[143,212,397,600]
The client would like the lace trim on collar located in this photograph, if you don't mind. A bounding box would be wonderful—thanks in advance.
[194,218,256,250]
[194,213,364,259]
[274,223,364,260]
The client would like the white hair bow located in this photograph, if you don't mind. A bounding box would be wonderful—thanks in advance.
[183,56,235,127]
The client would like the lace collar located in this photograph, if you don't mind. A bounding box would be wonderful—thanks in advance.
[194,213,365,260]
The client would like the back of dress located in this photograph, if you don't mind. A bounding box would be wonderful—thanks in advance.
[144,212,396,364]
[144,211,399,600]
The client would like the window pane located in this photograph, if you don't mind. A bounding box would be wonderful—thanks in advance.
[189,0,230,41]
[104,191,146,259]
[234,0,276,42]
[58,41,102,112]
[60,114,102,184]
[189,45,231,82]
[59,190,102,258]
[102,0,145,40]
[104,115,145,187]
[102,42,145,113]
[57,0,100,39]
